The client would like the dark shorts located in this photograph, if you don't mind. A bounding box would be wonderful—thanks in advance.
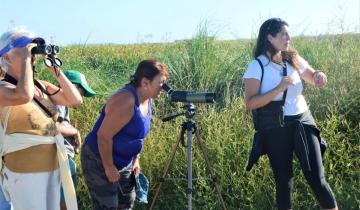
[80,144,136,210]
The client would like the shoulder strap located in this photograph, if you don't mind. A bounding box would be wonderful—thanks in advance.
[2,74,53,117]
[281,64,288,106]
[255,58,264,92]
[256,58,288,105]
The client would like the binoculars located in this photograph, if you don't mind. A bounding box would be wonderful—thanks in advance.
[28,38,63,70]
[31,44,62,68]
[31,44,60,55]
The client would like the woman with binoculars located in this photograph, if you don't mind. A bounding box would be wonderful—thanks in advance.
[0,28,81,210]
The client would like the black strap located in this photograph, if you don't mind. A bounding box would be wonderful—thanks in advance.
[255,58,264,86]
[34,79,61,96]
[2,74,54,117]
[33,64,60,96]
[255,58,288,105]
[281,64,288,106]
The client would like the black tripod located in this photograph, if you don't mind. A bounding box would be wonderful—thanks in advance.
[149,104,227,210]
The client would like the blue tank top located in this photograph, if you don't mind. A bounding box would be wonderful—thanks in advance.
[84,85,152,169]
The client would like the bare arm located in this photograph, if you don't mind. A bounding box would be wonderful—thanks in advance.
[0,44,36,108]
[244,76,294,110]
[55,122,78,137]
[97,91,134,182]
[300,65,327,88]
[40,69,82,106]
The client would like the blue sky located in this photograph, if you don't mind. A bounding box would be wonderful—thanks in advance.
[0,0,358,45]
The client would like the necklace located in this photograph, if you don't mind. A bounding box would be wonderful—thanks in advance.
[272,60,285,67]
[270,61,284,70]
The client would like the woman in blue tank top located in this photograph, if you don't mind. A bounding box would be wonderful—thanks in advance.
[81,60,169,210]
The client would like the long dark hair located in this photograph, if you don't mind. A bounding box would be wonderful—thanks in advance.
[253,18,299,70]
[128,60,169,88]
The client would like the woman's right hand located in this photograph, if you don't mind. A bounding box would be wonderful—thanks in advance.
[11,43,36,63]
[276,76,294,92]
[22,43,37,61]
[104,165,120,183]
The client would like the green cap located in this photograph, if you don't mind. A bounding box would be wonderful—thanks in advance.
[63,70,96,97]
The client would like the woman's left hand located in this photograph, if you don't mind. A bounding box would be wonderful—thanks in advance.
[313,71,327,88]
[132,158,141,176]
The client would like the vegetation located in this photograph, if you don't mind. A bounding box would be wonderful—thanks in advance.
[36,29,360,209]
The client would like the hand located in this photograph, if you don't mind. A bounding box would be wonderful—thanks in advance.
[72,121,78,128]
[313,71,327,88]
[104,165,120,183]
[277,76,294,92]
[74,131,82,145]
[44,54,61,76]
[13,43,36,62]
[73,130,82,154]
[132,158,141,176]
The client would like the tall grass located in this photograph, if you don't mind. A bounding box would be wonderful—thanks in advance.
[35,28,360,209]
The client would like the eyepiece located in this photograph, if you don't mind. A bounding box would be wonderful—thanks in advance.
[51,45,60,54]
[162,83,174,94]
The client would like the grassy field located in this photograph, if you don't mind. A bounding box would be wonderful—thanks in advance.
[37,30,360,209]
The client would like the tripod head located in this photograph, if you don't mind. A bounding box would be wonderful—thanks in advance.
[183,103,196,119]
[162,103,196,122]
[162,103,197,148]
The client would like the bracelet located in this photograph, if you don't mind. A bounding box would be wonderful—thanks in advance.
[47,88,61,96]
[313,70,325,76]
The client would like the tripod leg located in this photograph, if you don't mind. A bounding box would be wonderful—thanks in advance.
[149,133,182,210]
[194,130,227,210]
[186,125,193,210]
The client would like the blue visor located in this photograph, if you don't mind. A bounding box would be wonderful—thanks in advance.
[0,36,44,57]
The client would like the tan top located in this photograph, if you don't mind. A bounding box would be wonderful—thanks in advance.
[6,99,58,136]
[2,92,60,173]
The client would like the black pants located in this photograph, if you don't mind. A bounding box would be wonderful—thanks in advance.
[263,123,337,210]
